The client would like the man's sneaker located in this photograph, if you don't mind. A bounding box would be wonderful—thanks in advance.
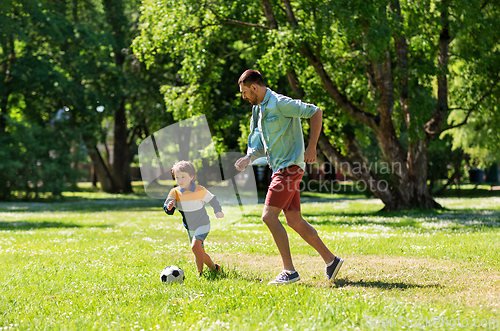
[268,271,300,285]
[214,264,221,272]
[326,256,343,281]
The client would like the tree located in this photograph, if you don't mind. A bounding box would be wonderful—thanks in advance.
[0,0,85,199]
[73,0,170,194]
[0,0,170,198]
[444,1,500,169]
[134,0,500,210]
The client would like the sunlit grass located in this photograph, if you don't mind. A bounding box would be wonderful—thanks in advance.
[0,189,499,330]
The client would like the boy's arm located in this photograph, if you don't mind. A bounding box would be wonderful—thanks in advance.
[163,191,177,215]
[206,195,222,214]
[201,188,222,213]
[163,204,176,215]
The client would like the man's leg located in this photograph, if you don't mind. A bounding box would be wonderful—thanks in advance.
[283,210,335,264]
[262,204,295,272]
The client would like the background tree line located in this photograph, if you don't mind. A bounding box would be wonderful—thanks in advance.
[1,0,499,210]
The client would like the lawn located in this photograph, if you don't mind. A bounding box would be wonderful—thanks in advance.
[0,185,499,330]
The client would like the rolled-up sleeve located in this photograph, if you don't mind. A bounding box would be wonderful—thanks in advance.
[247,133,265,163]
[276,96,319,119]
[246,113,266,163]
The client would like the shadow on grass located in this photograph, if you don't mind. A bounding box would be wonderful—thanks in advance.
[300,209,500,229]
[0,221,111,231]
[0,198,161,213]
[238,208,500,230]
[202,266,264,283]
[334,278,442,290]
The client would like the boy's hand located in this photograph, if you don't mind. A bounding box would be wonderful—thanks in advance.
[215,212,224,218]
[167,200,175,211]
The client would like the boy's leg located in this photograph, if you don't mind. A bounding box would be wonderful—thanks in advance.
[191,238,205,275]
[203,251,216,269]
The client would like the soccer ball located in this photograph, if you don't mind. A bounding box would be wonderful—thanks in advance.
[160,265,185,284]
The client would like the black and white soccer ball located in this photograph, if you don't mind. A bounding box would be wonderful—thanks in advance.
[160,265,185,284]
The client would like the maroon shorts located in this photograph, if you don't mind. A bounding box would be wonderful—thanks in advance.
[265,165,304,212]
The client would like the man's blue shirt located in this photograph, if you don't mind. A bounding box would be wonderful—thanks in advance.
[246,88,320,173]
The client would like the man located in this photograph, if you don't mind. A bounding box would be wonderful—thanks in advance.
[234,69,343,284]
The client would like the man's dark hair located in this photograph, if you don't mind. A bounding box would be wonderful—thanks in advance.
[238,69,266,87]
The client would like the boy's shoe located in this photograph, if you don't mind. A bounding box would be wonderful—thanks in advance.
[326,256,343,281]
[268,271,300,285]
[214,264,221,272]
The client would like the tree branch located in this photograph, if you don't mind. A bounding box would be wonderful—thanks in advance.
[286,67,305,98]
[434,169,461,196]
[390,0,410,128]
[222,18,271,30]
[279,2,379,130]
[282,0,298,28]
[188,23,221,33]
[298,41,379,130]
[208,7,271,30]
[371,50,395,125]
[262,0,278,29]
[440,75,500,132]
[318,132,395,204]
[260,0,305,101]
[221,42,260,59]
[424,0,451,138]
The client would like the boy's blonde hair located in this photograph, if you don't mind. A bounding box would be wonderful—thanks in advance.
[171,160,196,179]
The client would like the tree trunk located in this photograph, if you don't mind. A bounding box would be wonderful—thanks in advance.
[263,0,443,211]
[112,99,132,193]
[0,35,15,134]
[88,145,118,192]
[102,0,133,193]
[91,163,98,188]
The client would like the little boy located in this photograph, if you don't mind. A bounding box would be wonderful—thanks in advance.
[164,160,224,276]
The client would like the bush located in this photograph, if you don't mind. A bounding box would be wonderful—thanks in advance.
[0,119,80,200]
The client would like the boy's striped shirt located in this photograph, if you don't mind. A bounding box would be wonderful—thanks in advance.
[163,184,222,231]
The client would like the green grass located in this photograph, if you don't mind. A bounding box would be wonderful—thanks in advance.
[1,187,500,330]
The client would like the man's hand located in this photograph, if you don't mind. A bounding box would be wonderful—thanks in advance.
[215,212,224,218]
[166,200,175,211]
[234,155,250,171]
[304,145,317,164]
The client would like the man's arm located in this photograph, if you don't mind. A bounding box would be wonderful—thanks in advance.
[235,113,266,171]
[304,109,323,164]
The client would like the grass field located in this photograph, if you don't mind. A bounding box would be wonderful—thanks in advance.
[1,185,499,330]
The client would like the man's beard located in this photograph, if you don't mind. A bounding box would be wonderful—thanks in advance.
[248,90,259,105]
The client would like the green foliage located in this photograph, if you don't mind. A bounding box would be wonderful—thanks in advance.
[446,1,500,167]
[1,0,174,197]
[2,0,498,199]
[133,0,258,152]
[0,118,80,200]
[447,106,500,167]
